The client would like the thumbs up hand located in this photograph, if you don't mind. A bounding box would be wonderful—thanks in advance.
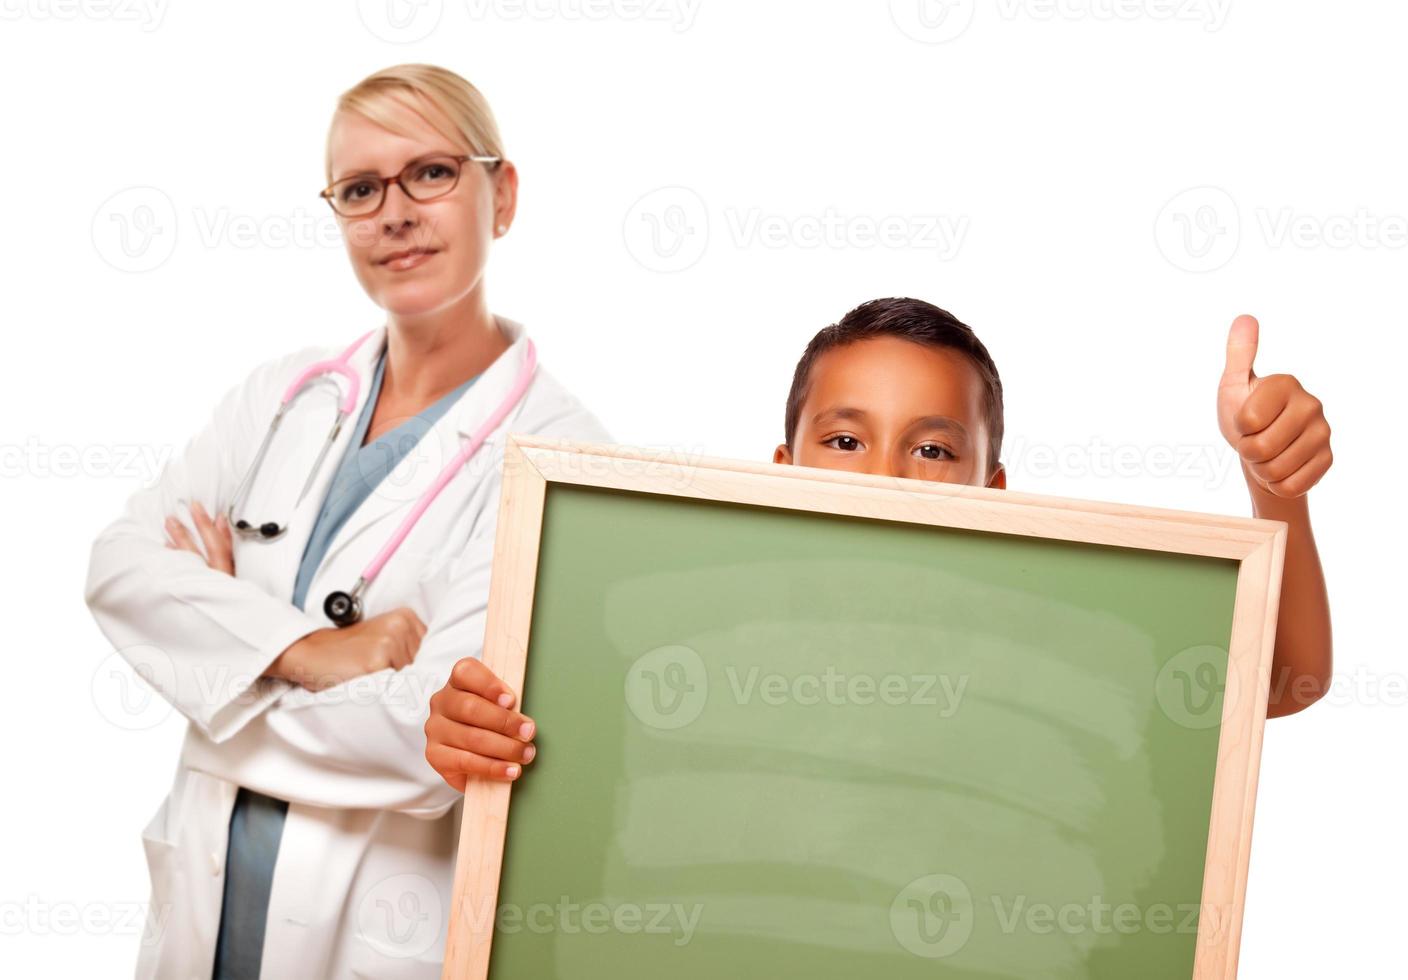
[1218,314,1333,499]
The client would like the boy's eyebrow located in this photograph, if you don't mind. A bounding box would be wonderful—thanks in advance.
[904,415,972,441]
[811,408,971,441]
[811,407,870,426]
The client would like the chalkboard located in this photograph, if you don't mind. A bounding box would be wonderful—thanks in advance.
[445,438,1285,980]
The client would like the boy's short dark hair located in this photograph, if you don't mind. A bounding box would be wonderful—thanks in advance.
[783,297,1004,472]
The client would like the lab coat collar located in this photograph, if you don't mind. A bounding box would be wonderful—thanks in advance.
[453,313,531,440]
[303,314,535,604]
[347,314,532,440]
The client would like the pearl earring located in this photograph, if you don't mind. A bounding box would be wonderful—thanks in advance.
[496,224,507,235]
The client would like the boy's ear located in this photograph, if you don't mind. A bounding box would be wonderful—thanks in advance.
[986,463,1007,490]
[773,443,793,465]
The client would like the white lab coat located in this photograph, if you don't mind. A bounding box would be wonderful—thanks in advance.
[83,316,610,979]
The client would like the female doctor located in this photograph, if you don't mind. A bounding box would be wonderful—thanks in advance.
[83,64,608,979]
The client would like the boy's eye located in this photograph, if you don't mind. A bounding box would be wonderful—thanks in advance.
[914,443,955,461]
[823,435,862,452]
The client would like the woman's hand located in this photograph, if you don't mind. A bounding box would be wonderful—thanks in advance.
[265,608,428,691]
[425,657,537,790]
[1218,314,1333,498]
[163,501,234,574]
[164,502,426,691]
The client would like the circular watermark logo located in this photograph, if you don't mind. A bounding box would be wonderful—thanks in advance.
[356,412,453,507]
[1154,185,1240,273]
[91,186,178,273]
[355,873,442,959]
[889,0,975,44]
[624,644,709,729]
[1155,643,1239,729]
[890,873,974,958]
[357,0,444,42]
[884,467,987,517]
[91,645,176,731]
[623,186,709,273]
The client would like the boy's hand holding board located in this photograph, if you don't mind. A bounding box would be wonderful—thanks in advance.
[424,653,537,789]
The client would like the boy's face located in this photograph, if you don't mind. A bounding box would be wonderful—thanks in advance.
[774,336,1006,489]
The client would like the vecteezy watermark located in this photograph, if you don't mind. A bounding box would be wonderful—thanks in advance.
[723,208,968,257]
[622,187,710,273]
[1156,185,1408,272]
[355,874,443,959]
[623,645,971,731]
[624,645,710,729]
[90,645,451,732]
[358,0,700,42]
[92,187,179,273]
[889,0,1231,44]
[989,893,1220,939]
[623,186,968,273]
[1255,206,1408,250]
[1,437,177,484]
[531,443,712,493]
[1153,185,1241,273]
[888,874,1227,958]
[724,666,969,716]
[1002,435,1241,490]
[1156,646,1405,724]
[186,207,347,251]
[0,0,169,30]
[888,0,977,44]
[356,0,446,43]
[91,646,178,731]
[0,896,171,944]
[465,0,702,31]
[496,897,704,946]
[90,185,416,273]
[1256,662,1405,713]
[890,874,975,958]
[992,0,1231,29]
[1154,643,1237,730]
[449,889,705,948]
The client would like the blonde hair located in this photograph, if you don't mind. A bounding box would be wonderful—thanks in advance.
[325,64,505,184]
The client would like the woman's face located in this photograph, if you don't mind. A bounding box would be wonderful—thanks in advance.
[325,105,516,317]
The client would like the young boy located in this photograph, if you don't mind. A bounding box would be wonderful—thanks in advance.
[423,298,1334,788]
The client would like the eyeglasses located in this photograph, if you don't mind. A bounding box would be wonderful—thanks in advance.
[319,153,502,217]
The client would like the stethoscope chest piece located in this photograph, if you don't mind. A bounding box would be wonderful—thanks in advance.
[228,331,539,633]
[324,585,364,628]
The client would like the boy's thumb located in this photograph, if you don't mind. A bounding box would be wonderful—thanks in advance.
[1222,313,1260,386]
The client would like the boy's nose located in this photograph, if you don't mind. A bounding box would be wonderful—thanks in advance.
[863,457,905,480]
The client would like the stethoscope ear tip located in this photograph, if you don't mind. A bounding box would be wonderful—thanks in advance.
[232,518,285,540]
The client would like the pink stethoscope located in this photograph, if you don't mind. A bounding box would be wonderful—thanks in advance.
[226,329,537,627]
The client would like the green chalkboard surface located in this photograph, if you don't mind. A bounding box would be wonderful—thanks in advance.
[486,481,1243,979]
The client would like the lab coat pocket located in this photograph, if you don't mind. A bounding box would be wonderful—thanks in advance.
[412,561,454,621]
[347,933,445,980]
[137,794,178,906]
[140,793,177,847]
[347,867,449,979]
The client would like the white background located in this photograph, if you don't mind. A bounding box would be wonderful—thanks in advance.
[2,0,1403,975]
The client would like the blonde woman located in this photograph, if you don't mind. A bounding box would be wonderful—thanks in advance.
[84,64,606,978]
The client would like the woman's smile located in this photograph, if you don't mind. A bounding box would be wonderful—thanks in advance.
[380,247,439,271]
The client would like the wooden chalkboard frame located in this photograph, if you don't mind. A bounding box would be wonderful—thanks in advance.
[443,436,1287,980]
